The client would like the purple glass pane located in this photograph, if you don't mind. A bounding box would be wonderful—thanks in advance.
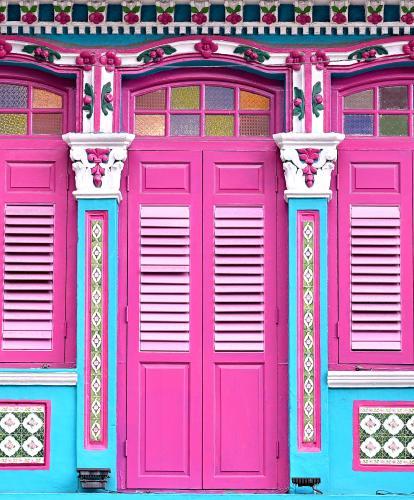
[344,114,374,135]
[205,86,234,111]
[0,84,28,109]
[170,114,200,136]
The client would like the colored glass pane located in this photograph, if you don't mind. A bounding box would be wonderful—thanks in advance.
[0,113,27,135]
[344,90,374,110]
[379,86,408,110]
[344,114,374,135]
[379,115,408,136]
[240,114,270,136]
[240,91,270,110]
[136,89,166,110]
[32,113,63,134]
[0,84,28,109]
[171,86,200,110]
[170,114,200,136]
[205,115,234,136]
[33,88,63,109]
[205,86,235,110]
[135,114,165,136]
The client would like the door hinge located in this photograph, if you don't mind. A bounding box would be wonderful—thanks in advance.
[125,305,129,324]
[124,440,128,457]
[335,321,340,339]
[275,307,279,325]
[126,175,130,192]
[276,440,280,459]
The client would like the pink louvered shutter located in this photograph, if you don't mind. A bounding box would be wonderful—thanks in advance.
[337,149,413,364]
[0,146,75,365]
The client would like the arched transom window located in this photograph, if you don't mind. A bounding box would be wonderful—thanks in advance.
[133,83,273,137]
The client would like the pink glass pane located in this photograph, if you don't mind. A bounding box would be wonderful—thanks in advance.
[135,114,165,136]
[240,115,270,136]
[170,114,200,136]
[0,84,28,109]
[379,86,408,110]
[205,86,234,110]
[136,90,166,110]
[32,113,63,134]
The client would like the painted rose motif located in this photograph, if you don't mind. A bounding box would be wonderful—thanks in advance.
[137,45,176,64]
[295,5,311,24]
[285,50,305,71]
[195,37,218,59]
[21,5,38,24]
[191,5,209,25]
[76,51,96,71]
[348,45,387,62]
[0,6,6,23]
[366,4,383,24]
[401,5,414,24]
[88,5,105,25]
[22,44,61,63]
[123,5,140,24]
[99,50,121,72]
[225,4,242,24]
[331,4,347,24]
[54,5,71,25]
[156,5,174,25]
[297,148,321,187]
[0,39,12,59]
[310,50,330,70]
[86,148,110,188]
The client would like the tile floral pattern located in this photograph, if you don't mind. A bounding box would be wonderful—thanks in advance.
[302,218,316,443]
[0,403,46,465]
[358,405,414,465]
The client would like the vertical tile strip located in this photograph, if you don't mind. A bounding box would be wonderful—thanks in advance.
[298,211,321,451]
[85,212,108,449]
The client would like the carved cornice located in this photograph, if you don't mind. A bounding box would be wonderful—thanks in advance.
[273,132,344,201]
[62,133,135,202]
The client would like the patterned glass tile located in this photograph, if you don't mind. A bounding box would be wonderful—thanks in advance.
[205,115,234,136]
[170,114,200,136]
[32,114,63,135]
[344,90,374,110]
[205,86,235,110]
[32,88,63,109]
[379,86,408,110]
[136,89,166,110]
[135,114,165,136]
[344,114,374,135]
[240,114,270,136]
[0,114,27,135]
[240,91,270,111]
[171,86,200,110]
[379,115,408,136]
[0,84,28,109]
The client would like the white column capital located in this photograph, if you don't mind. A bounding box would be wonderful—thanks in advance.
[62,133,135,202]
[273,132,344,201]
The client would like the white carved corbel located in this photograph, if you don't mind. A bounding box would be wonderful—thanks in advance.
[62,133,135,202]
[273,132,344,201]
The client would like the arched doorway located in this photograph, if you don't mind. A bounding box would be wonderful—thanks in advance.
[121,70,288,490]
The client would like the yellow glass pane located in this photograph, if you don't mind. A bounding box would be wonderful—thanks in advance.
[33,88,63,109]
[0,114,27,135]
[205,115,234,136]
[135,114,165,136]
[136,90,166,110]
[171,86,200,110]
[240,91,270,111]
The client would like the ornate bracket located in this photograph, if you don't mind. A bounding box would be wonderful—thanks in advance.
[273,132,344,201]
[62,133,135,202]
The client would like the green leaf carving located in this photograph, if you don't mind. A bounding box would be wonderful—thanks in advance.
[101,81,113,116]
[82,83,94,120]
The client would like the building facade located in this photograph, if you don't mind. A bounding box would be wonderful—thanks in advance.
[0,1,413,496]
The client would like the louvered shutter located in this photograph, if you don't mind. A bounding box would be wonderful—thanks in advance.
[337,149,413,364]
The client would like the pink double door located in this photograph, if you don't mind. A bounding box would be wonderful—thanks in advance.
[125,147,284,490]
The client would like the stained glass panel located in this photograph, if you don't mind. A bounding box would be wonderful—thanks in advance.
[344,90,374,110]
[171,86,200,110]
[170,114,200,136]
[0,113,27,135]
[0,84,28,109]
[33,88,63,109]
[379,115,408,136]
[32,113,63,135]
[379,86,408,110]
[240,91,270,111]
[240,115,270,136]
[136,89,166,110]
[344,114,374,135]
[205,115,234,136]
[135,114,165,136]
[205,86,234,110]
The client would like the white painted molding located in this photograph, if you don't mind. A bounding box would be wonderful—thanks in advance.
[273,132,344,201]
[62,133,135,202]
[0,372,78,386]
[328,370,414,388]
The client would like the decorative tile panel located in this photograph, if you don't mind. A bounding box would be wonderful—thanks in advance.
[85,213,108,449]
[0,402,48,467]
[355,402,414,468]
[297,212,320,450]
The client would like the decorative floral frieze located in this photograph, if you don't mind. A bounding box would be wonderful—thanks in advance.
[348,45,388,62]
[233,45,270,63]
[122,1,141,24]
[311,50,330,70]
[0,4,5,23]
[260,0,279,24]
[21,1,38,24]
[191,0,209,24]
[99,51,121,72]
[286,50,305,71]
[87,1,106,24]
[293,87,305,121]
[225,0,243,24]
[0,403,47,466]
[330,0,348,24]
[22,44,61,63]
[195,37,218,58]
[312,82,324,118]
[54,2,72,25]
[365,0,384,24]
[76,50,96,71]
[403,39,414,58]
[156,0,175,24]
[62,133,135,202]
[137,44,176,64]
[295,0,312,25]
[401,0,414,24]
[273,132,344,200]
[0,39,11,58]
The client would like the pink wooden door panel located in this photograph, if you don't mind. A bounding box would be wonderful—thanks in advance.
[202,150,279,489]
[126,150,203,489]
[337,149,413,364]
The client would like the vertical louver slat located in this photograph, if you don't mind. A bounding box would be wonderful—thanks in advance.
[214,206,264,351]
[139,206,190,351]
[351,205,401,351]
[2,205,55,351]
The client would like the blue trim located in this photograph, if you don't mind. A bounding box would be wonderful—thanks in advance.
[76,199,118,492]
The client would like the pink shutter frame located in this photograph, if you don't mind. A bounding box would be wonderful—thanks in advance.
[337,148,413,364]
